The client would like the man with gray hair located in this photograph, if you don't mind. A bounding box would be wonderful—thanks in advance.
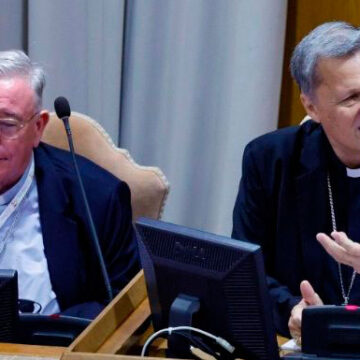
[0,50,139,319]
[233,21,360,342]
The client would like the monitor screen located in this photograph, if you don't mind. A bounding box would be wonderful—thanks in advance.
[135,217,279,360]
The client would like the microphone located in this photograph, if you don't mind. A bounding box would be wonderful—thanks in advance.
[54,96,70,118]
[54,96,113,304]
[54,96,71,138]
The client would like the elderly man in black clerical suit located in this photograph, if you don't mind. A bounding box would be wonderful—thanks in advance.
[233,21,360,343]
[0,50,139,319]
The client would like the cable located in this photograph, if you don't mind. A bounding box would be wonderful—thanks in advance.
[190,346,217,360]
[170,330,222,360]
[141,325,235,357]
[187,334,222,360]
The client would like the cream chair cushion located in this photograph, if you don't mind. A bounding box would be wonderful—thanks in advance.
[41,112,169,221]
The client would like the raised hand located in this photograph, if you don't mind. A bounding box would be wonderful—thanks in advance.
[317,231,360,273]
[288,280,323,345]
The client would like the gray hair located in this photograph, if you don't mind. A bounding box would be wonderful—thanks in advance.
[0,50,45,110]
[290,21,360,97]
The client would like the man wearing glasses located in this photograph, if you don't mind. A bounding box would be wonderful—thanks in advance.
[0,50,139,318]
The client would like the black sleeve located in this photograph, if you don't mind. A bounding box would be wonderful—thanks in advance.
[101,180,140,296]
[61,180,140,320]
[232,143,300,337]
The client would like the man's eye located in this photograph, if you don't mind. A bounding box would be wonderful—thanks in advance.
[1,122,17,128]
[349,93,359,100]
[342,93,360,105]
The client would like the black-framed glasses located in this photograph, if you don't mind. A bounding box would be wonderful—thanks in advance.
[0,112,39,140]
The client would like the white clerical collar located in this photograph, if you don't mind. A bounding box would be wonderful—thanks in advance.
[0,153,34,206]
[346,167,360,178]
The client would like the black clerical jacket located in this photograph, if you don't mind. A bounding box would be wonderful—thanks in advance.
[232,120,356,336]
[34,142,140,319]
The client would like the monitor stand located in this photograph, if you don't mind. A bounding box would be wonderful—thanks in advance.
[167,294,200,359]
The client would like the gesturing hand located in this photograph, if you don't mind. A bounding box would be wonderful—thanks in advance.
[288,280,323,345]
[317,231,360,273]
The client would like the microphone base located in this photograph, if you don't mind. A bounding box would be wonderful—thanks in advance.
[16,313,90,346]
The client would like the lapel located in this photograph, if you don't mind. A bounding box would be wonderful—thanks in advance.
[294,123,347,292]
[34,144,84,310]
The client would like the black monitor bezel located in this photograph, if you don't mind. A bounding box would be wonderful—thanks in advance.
[0,269,19,343]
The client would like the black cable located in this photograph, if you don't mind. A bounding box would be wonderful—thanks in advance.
[175,331,236,360]
[183,332,222,360]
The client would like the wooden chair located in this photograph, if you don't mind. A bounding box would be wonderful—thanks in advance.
[41,111,169,221]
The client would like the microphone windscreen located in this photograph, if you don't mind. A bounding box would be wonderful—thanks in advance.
[54,96,71,118]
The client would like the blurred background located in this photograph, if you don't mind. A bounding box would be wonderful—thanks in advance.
[1,0,359,236]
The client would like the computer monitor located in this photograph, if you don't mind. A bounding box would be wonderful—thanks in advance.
[0,269,18,343]
[135,217,279,360]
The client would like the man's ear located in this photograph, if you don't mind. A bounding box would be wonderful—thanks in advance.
[33,110,50,147]
[300,93,320,123]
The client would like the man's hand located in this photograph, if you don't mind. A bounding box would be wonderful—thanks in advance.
[317,231,360,273]
[288,280,323,345]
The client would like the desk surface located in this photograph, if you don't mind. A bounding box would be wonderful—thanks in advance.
[0,343,64,360]
[0,336,289,360]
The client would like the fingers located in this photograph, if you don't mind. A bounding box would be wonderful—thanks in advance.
[332,232,360,256]
[288,300,305,342]
[289,281,323,346]
[317,232,360,273]
[317,232,349,263]
[300,280,323,305]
